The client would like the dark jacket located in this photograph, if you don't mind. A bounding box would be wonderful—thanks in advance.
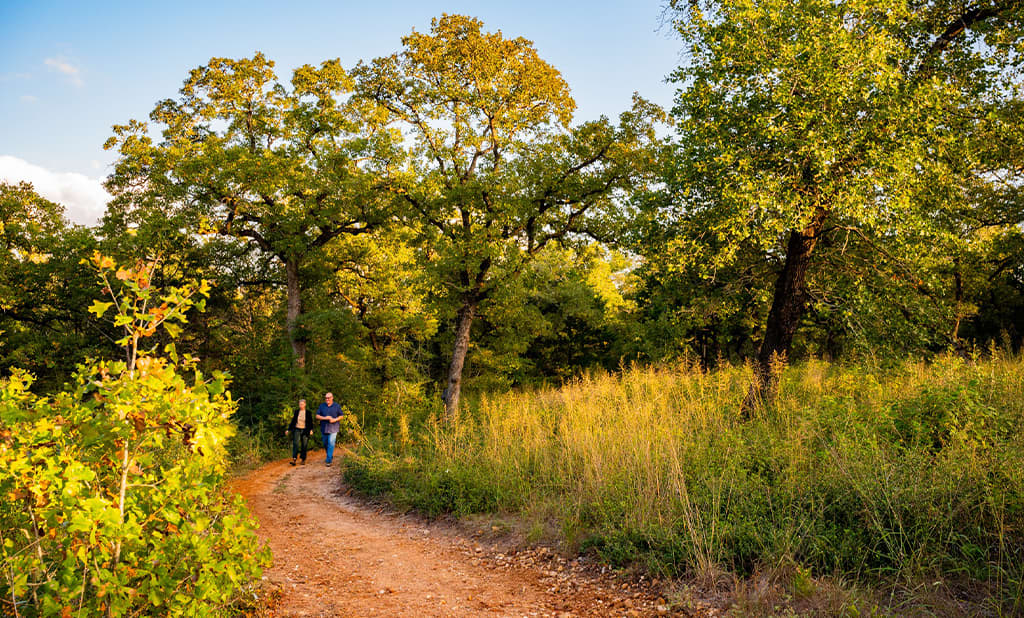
[287,407,315,436]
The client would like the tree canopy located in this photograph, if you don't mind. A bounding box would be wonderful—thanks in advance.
[353,14,664,414]
[104,53,396,370]
[661,0,1024,405]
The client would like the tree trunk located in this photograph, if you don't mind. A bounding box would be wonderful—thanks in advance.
[743,209,828,413]
[952,256,963,342]
[441,300,477,417]
[285,259,306,370]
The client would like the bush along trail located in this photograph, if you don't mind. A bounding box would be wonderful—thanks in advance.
[232,458,694,617]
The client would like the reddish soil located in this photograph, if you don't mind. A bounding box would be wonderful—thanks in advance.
[231,458,696,617]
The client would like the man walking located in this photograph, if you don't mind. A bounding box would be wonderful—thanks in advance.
[315,392,343,466]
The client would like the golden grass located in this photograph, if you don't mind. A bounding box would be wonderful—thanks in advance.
[348,353,1024,613]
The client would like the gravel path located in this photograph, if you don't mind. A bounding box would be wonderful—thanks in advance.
[231,458,687,617]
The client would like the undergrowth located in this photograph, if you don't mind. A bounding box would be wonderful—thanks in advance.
[343,353,1024,614]
[228,422,294,473]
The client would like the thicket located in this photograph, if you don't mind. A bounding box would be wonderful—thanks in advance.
[345,354,1024,613]
[0,255,268,616]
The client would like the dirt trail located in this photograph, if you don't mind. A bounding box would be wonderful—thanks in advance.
[232,458,686,617]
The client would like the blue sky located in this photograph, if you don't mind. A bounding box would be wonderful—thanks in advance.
[0,1,682,223]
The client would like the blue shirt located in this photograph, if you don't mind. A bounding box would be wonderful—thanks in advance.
[318,401,343,434]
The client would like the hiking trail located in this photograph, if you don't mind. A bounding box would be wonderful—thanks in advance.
[232,458,703,617]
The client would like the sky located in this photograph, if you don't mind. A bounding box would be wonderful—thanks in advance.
[0,1,683,225]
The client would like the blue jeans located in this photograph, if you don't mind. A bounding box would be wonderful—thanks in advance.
[322,432,337,463]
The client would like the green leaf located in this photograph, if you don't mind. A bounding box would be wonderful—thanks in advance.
[163,322,181,339]
[89,300,114,318]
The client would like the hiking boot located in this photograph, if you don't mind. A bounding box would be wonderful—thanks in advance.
[301,459,306,465]
[326,462,332,467]
[289,458,296,466]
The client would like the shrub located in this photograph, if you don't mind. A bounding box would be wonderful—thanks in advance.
[0,254,269,616]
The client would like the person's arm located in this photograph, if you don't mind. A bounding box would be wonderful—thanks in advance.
[315,405,328,421]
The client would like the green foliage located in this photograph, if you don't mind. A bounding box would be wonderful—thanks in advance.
[0,255,268,616]
[959,228,1024,346]
[344,452,505,518]
[347,356,1024,612]
[227,421,294,472]
[104,53,389,253]
[86,251,210,358]
[352,14,665,413]
[0,181,66,258]
[644,0,1024,370]
[475,245,637,383]
[0,182,105,389]
[104,51,397,370]
[668,0,1023,264]
[83,11,1024,429]
[302,226,439,398]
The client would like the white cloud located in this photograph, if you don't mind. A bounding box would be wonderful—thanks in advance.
[19,94,38,103]
[0,155,110,225]
[44,56,83,86]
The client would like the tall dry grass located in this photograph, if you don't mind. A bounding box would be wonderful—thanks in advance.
[345,353,1024,612]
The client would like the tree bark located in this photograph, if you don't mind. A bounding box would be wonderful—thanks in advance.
[441,300,477,417]
[284,259,306,370]
[743,208,828,413]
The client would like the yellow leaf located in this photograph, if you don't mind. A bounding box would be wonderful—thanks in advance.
[89,301,114,318]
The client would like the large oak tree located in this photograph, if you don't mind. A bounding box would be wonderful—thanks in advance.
[105,53,396,370]
[353,15,664,414]
[666,0,1024,407]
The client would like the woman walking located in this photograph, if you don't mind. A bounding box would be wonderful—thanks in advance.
[286,398,315,465]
